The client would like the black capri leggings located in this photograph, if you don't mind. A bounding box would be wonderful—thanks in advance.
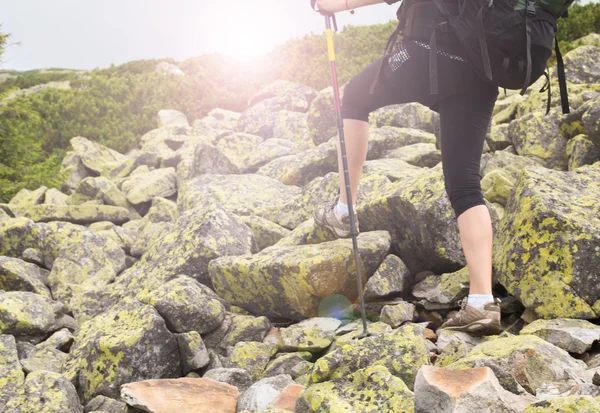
[341,39,499,219]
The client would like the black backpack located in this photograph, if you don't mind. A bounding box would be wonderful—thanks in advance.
[371,0,574,114]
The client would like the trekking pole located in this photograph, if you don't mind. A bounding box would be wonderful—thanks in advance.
[311,0,371,339]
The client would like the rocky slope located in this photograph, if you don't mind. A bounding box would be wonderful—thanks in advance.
[1,41,600,412]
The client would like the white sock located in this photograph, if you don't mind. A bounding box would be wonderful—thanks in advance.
[467,294,494,310]
[335,199,349,218]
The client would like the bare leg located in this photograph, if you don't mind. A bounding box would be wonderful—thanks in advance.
[457,204,494,295]
[337,118,370,205]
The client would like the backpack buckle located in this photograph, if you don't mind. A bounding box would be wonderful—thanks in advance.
[527,0,536,16]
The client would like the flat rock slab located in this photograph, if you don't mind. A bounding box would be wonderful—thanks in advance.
[121,377,239,413]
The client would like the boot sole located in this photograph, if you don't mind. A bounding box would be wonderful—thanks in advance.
[441,318,502,335]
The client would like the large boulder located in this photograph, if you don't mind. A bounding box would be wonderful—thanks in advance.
[121,167,177,205]
[0,256,51,297]
[62,300,181,404]
[493,166,600,319]
[69,136,128,175]
[0,335,25,410]
[0,291,70,337]
[209,231,390,320]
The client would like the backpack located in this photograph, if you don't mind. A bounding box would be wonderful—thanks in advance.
[371,0,574,114]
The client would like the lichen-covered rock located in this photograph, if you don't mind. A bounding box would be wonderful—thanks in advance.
[60,151,91,191]
[583,96,600,146]
[371,102,440,137]
[481,168,515,206]
[257,140,337,186]
[296,365,414,413]
[522,395,600,412]
[140,275,225,334]
[277,318,340,353]
[194,108,241,132]
[191,142,239,176]
[9,186,47,209]
[307,87,339,146]
[364,254,412,301]
[178,173,300,217]
[361,158,422,182]
[176,331,210,374]
[480,149,543,181]
[237,374,296,412]
[272,111,312,152]
[518,79,600,119]
[215,132,265,169]
[202,367,254,393]
[212,314,272,355]
[222,341,278,381]
[0,256,51,297]
[239,215,290,252]
[556,45,600,84]
[567,135,600,171]
[20,204,133,226]
[519,318,600,355]
[508,109,568,170]
[0,335,25,410]
[3,370,83,413]
[368,127,436,160]
[19,343,68,373]
[101,151,158,180]
[380,301,416,328]
[209,231,390,320]
[62,299,181,404]
[248,80,318,109]
[84,395,128,413]
[447,334,587,395]
[44,188,69,205]
[382,143,441,168]
[263,352,313,379]
[433,330,491,368]
[241,138,296,173]
[311,323,430,390]
[121,167,177,205]
[70,136,128,175]
[493,166,600,319]
[358,164,476,274]
[0,291,69,336]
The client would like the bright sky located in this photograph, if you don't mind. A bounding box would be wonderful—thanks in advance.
[0,0,397,71]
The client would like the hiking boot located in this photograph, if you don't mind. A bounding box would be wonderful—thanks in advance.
[313,196,359,239]
[438,296,502,335]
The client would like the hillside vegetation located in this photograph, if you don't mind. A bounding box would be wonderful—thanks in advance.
[0,2,599,203]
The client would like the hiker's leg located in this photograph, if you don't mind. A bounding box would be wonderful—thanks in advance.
[339,41,431,205]
[438,90,498,295]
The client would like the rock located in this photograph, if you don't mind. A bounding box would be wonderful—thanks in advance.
[364,254,412,301]
[178,173,300,217]
[272,111,312,152]
[9,186,47,209]
[3,370,83,413]
[61,151,91,191]
[493,166,600,319]
[157,109,189,128]
[567,134,600,170]
[0,291,68,336]
[248,80,317,109]
[241,138,296,173]
[84,395,128,412]
[519,318,600,354]
[193,142,240,175]
[121,167,177,205]
[414,365,535,413]
[19,343,68,373]
[120,378,239,413]
[209,231,390,320]
[202,368,253,393]
[307,87,339,146]
[371,102,441,137]
[42,327,74,351]
[176,331,210,374]
[332,321,393,347]
[269,383,306,411]
[237,374,295,413]
[195,108,241,131]
[70,136,128,175]
[575,33,600,48]
[296,365,414,413]
[0,335,25,410]
[434,330,491,367]
[0,256,51,297]
[214,314,272,355]
[508,109,568,170]
[361,157,422,182]
[368,127,437,160]
[523,395,600,412]
[380,301,416,328]
[557,45,600,84]
[216,132,265,169]
[20,204,133,225]
[481,168,515,206]
[140,275,225,334]
[222,341,278,381]
[239,215,290,252]
[412,266,470,311]
[63,300,181,404]
[44,188,69,205]
[155,61,184,76]
[257,140,337,186]
[277,318,341,352]
[583,96,600,146]
[383,143,441,168]
[311,323,430,390]
[358,164,480,274]
[263,353,313,379]
[447,334,588,395]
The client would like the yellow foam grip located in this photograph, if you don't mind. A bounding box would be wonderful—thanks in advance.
[326,28,335,62]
